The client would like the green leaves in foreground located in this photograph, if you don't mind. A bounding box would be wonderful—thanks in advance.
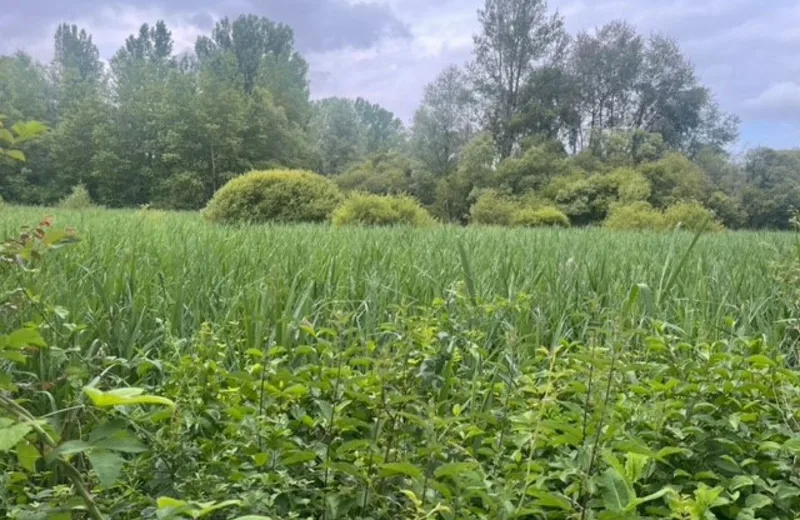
[83,387,176,408]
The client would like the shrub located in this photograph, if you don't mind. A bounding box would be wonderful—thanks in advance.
[204,169,343,224]
[605,202,666,230]
[663,201,724,232]
[59,183,94,210]
[512,206,570,228]
[332,193,433,227]
[470,190,518,226]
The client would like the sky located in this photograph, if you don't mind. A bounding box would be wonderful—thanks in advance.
[2,0,800,151]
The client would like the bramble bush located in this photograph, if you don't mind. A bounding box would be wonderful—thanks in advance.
[512,206,570,228]
[332,192,434,227]
[204,169,343,224]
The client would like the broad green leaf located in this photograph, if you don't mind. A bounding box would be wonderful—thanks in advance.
[529,490,573,511]
[600,467,634,512]
[84,387,175,408]
[336,439,370,454]
[157,497,188,509]
[281,450,316,466]
[378,462,423,479]
[51,440,92,459]
[3,149,25,161]
[0,422,32,452]
[730,475,755,491]
[233,517,274,520]
[744,493,773,510]
[5,327,45,349]
[0,128,13,144]
[87,449,125,488]
[16,439,40,472]
[630,487,675,510]
[783,437,800,454]
[196,499,241,517]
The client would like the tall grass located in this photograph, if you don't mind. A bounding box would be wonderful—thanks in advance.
[1,206,794,359]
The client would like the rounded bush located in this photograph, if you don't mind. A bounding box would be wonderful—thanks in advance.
[512,206,570,228]
[605,202,666,231]
[204,169,343,224]
[663,201,724,232]
[332,193,433,227]
[470,190,518,226]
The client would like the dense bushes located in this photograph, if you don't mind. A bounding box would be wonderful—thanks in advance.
[332,192,433,227]
[470,190,518,226]
[204,169,343,224]
[471,190,571,228]
[606,201,723,232]
[663,201,725,232]
[59,183,94,209]
[512,206,570,228]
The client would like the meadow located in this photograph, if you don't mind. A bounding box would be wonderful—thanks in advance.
[2,206,800,519]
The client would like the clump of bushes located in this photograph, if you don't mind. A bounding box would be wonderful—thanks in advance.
[512,206,570,228]
[606,201,723,232]
[332,193,434,227]
[59,183,94,210]
[663,201,724,232]
[204,169,343,225]
[470,190,519,226]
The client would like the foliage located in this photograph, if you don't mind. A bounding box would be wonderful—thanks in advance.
[153,171,208,210]
[512,206,570,227]
[0,119,47,163]
[605,201,666,231]
[663,201,724,232]
[332,192,434,227]
[545,168,651,226]
[640,153,710,209]
[59,182,94,209]
[203,169,343,224]
[332,153,435,205]
[469,189,519,226]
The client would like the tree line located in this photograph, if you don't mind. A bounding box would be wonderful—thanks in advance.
[0,0,798,228]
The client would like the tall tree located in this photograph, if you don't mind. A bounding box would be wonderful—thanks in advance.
[471,0,567,157]
[354,98,404,156]
[410,66,475,178]
[196,15,310,125]
[310,98,365,176]
[92,22,175,206]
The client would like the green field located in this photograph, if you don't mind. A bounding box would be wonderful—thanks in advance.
[2,207,800,519]
[2,206,796,352]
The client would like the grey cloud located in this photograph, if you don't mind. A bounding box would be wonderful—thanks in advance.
[744,82,800,121]
[0,0,410,56]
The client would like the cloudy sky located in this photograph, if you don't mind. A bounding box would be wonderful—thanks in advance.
[2,0,799,150]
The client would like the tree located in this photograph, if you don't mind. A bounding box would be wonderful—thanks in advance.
[310,98,365,176]
[92,22,176,206]
[471,0,567,157]
[569,21,738,155]
[196,15,310,126]
[354,98,405,155]
[571,21,643,148]
[410,66,475,178]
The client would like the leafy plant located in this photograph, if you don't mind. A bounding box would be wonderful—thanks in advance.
[203,169,343,224]
[332,192,434,227]
[0,118,47,162]
[512,206,570,228]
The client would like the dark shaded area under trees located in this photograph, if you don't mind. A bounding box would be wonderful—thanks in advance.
[0,1,798,229]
